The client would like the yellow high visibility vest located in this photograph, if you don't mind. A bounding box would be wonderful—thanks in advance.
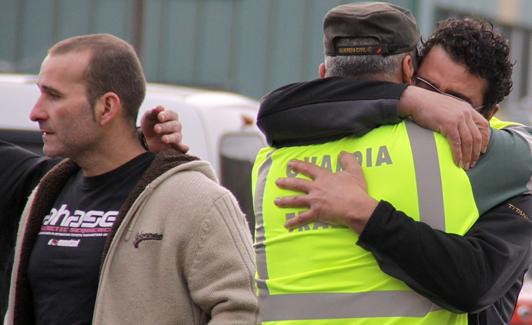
[252,120,530,324]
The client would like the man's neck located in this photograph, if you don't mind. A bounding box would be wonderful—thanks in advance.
[75,136,147,177]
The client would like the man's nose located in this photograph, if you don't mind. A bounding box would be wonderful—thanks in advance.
[30,96,48,122]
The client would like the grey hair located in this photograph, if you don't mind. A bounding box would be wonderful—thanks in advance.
[324,38,416,80]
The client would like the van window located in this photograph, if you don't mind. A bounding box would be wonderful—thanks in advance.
[219,133,264,238]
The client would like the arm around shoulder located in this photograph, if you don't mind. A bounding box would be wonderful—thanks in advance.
[468,128,532,215]
[359,195,532,312]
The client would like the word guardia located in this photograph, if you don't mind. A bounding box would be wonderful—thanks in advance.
[286,145,392,177]
[282,145,392,233]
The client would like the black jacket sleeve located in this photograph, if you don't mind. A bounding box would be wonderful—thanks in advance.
[0,140,58,222]
[258,78,407,147]
[357,194,532,314]
[0,140,59,318]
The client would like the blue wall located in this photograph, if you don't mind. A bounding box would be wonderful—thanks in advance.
[0,0,416,99]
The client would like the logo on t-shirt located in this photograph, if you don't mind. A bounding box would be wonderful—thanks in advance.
[39,204,118,238]
[47,238,81,247]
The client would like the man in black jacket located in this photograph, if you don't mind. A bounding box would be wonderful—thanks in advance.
[265,4,532,325]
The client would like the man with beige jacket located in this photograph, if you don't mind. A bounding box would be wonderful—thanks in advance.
[4,33,257,325]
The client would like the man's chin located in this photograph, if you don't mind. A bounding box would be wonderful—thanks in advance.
[43,146,63,158]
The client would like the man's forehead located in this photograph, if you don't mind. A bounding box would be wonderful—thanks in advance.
[39,51,90,84]
[40,52,90,76]
[420,46,485,81]
[418,46,487,104]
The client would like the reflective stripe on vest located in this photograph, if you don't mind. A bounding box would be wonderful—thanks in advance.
[252,121,473,324]
[259,291,439,321]
[254,150,274,296]
[407,122,445,230]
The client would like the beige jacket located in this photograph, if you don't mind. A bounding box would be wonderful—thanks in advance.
[5,151,258,325]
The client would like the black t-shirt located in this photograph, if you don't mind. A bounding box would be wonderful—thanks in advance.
[27,152,155,325]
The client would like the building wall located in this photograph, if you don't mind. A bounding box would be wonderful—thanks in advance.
[0,0,530,121]
[0,0,415,99]
[0,0,137,73]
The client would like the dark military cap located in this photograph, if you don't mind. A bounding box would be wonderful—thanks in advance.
[323,2,420,56]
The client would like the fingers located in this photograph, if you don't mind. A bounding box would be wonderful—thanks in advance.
[472,111,490,154]
[275,175,317,229]
[144,106,164,122]
[161,133,183,145]
[479,124,490,154]
[457,109,487,169]
[339,152,368,189]
[141,106,190,153]
[273,186,316,229]
[159,134,189,153]
[154,110,181,133]
[339,152,362,176]
[176,143,190,153]
[457,118,473,169]
[467,116,483,168]
[140,107,163,133]
[284,210,317,229]
[444,126,463,167]
[155,118,182,136]
[144,106,179,131]
[153,108,189,152]
[276,177,312,193]
[275,194,309,208]
[443,108,488,169]
[287,160,323,180]
[157,108,177,123]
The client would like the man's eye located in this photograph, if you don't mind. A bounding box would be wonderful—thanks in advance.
[48,93,61,99]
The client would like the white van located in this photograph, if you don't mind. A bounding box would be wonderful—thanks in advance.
[0,73,265,234]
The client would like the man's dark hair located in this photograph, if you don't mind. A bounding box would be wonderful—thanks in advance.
[422,17,513,115]
[49,34,146,128]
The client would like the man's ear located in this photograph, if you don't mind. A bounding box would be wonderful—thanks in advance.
[401,55,415,85]
[319,63,326,79]
[485,104,500,120]
[95,92,121,126]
